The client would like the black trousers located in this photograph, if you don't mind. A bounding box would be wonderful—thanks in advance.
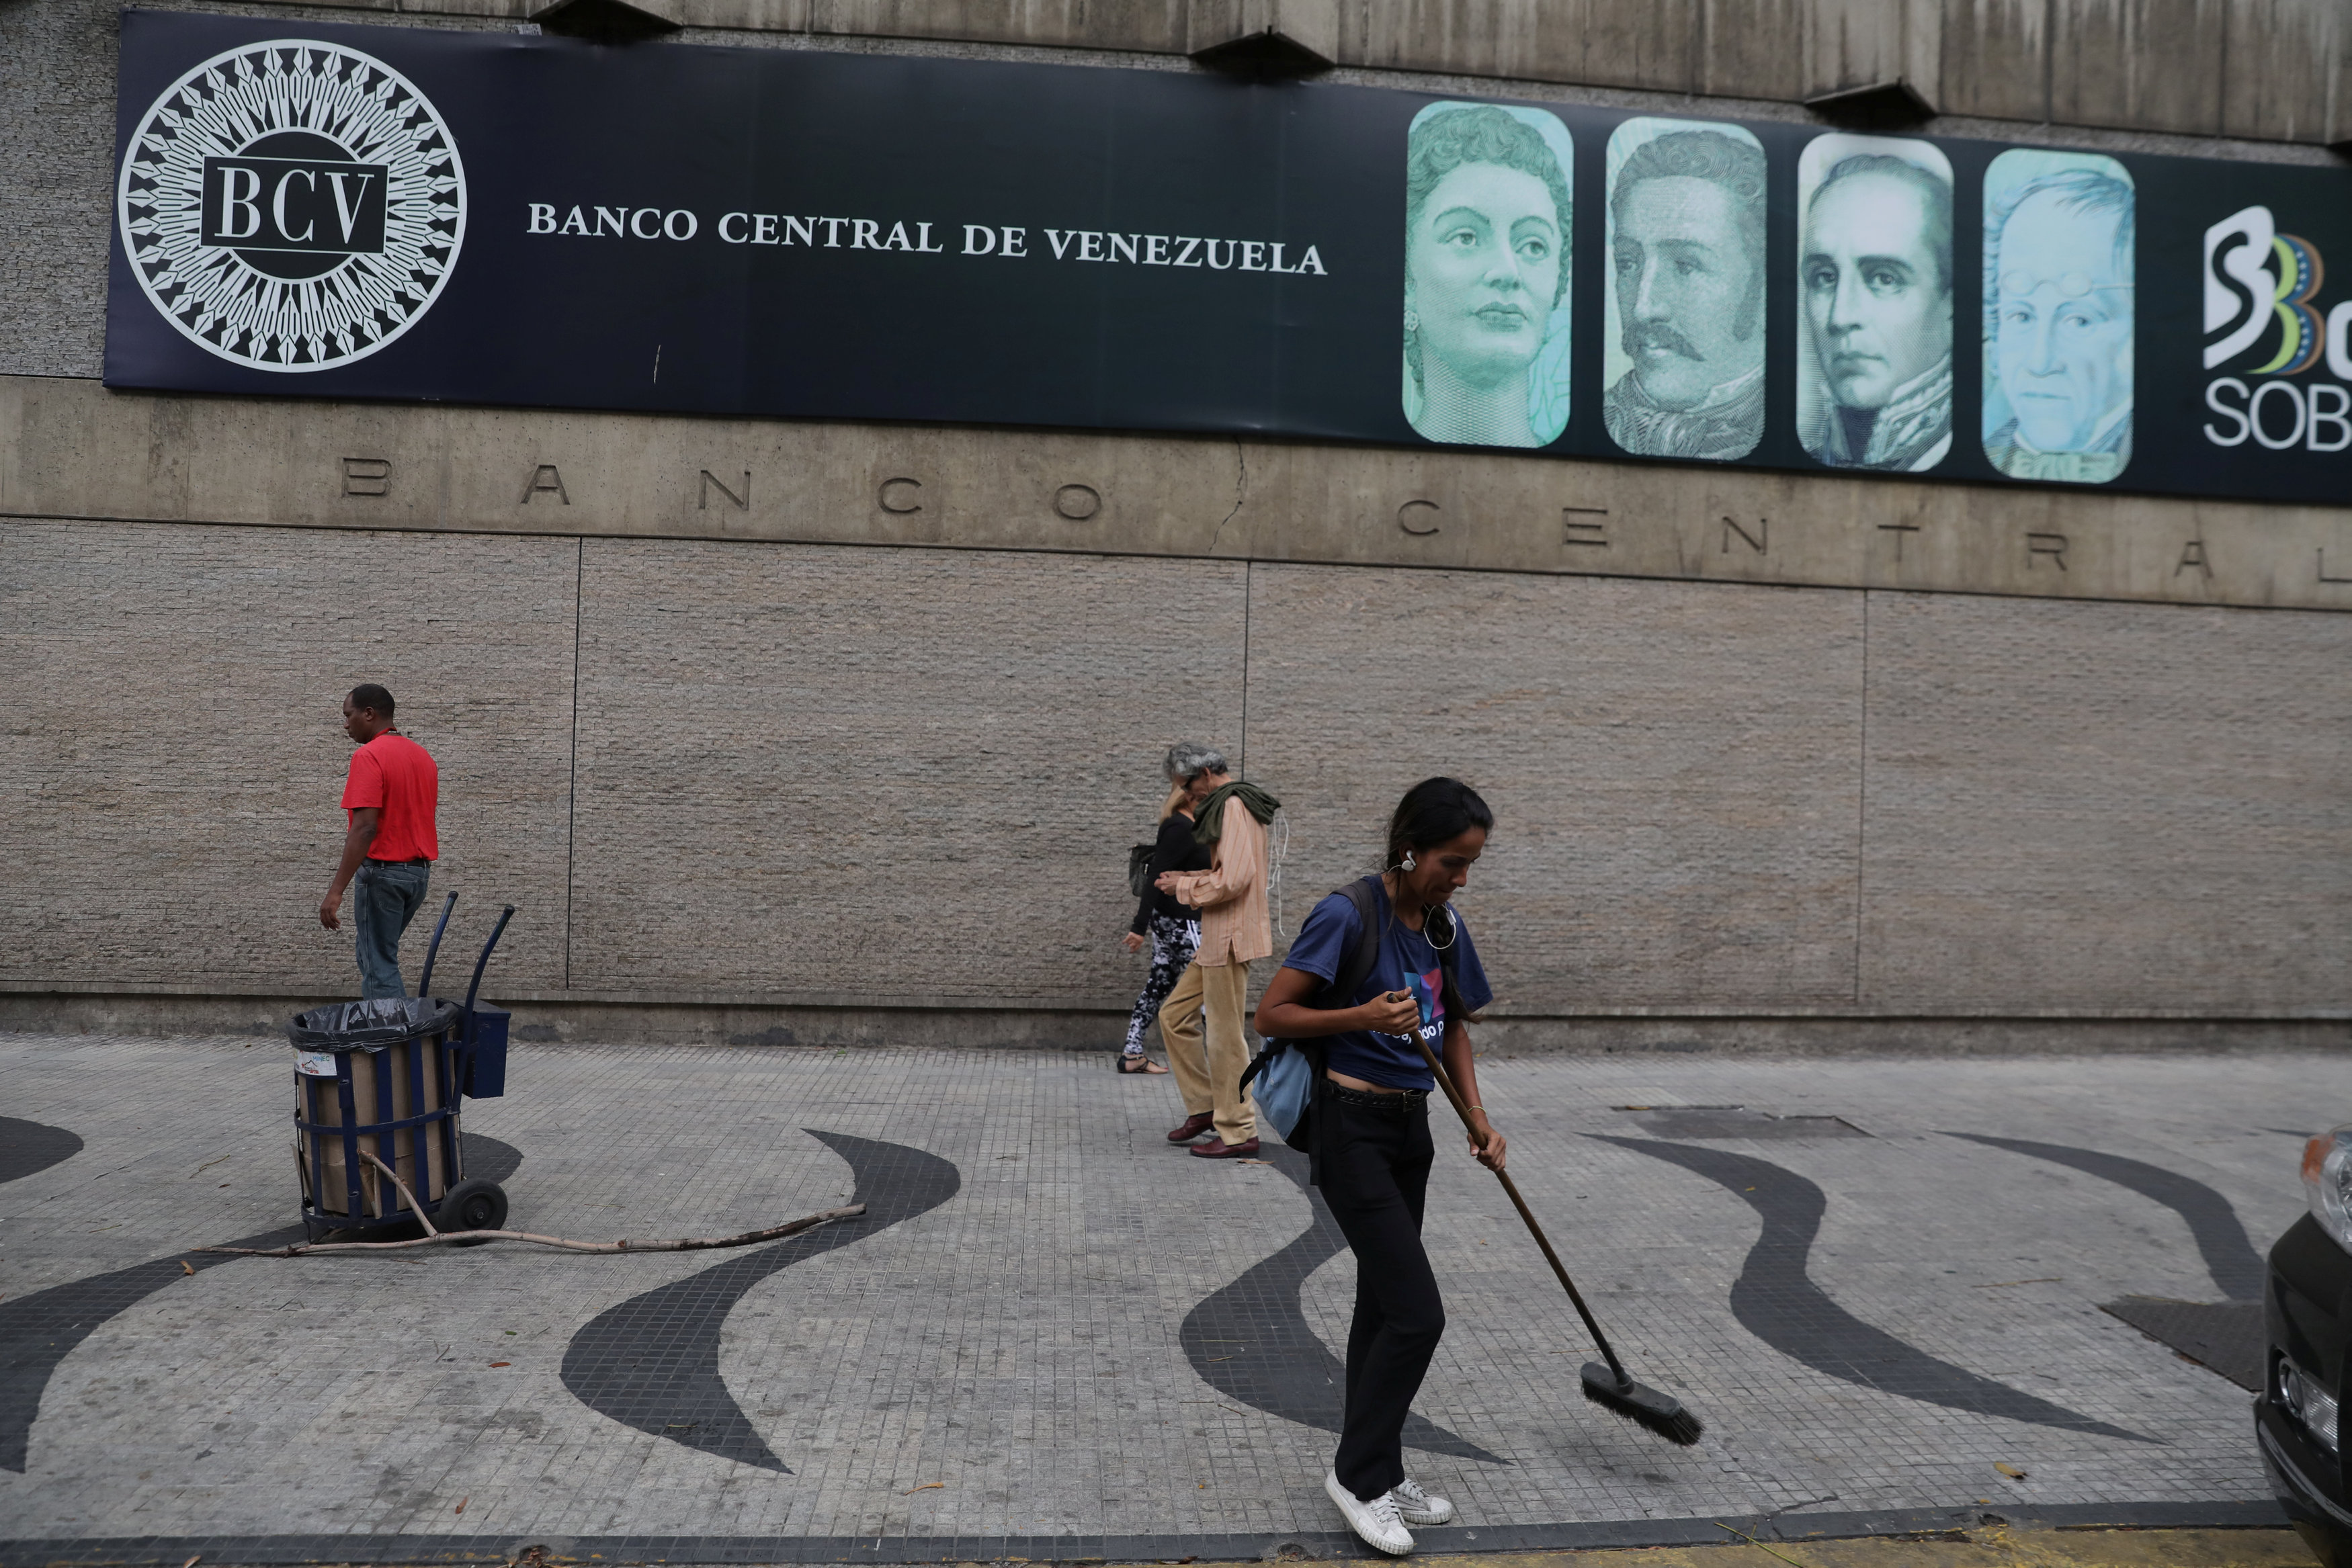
[1320,1089,1443,1502]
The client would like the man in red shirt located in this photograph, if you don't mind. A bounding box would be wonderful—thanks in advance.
[319,684,441,998]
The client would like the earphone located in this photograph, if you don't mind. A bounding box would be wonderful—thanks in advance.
[1387,850,1458,948]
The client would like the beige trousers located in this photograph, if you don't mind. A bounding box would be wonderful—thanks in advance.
[1158,958,1258,1145]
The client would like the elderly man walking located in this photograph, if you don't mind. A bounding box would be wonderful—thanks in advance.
[1156,746,1279,1159]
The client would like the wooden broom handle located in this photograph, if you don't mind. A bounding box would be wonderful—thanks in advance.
[1409,1034,1631,1385]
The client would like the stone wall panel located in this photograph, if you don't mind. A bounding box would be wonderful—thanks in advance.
[2050,0,2224,135]
[1357,0,1696,93]
[0,0,117,379]
[1701,0,1808,105]
[1858,592,2352,1012]
[805,0,1188,52]
[1242,564,1866,1012]
[2221,0,2351,144]
[0,519,579,992]
[563,539,1246,1003]
[1787,0,1943,106]
[1935,0,2050,122]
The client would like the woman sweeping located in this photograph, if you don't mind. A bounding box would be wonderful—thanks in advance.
[1253,777,1504,1557]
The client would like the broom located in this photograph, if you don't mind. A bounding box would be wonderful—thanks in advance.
[1407,1029,1704,1445]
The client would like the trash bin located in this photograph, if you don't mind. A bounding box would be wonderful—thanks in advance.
[289,900,516,1242]
[290,997,471,1238]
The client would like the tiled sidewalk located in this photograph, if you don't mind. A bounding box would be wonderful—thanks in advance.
[0,1035,2336,1561]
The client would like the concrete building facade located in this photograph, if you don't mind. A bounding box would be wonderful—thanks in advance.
[3,0,2347,1048]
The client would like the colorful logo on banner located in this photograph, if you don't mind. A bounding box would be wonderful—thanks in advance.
[2202,205,2352,451]
[116,39,466,372]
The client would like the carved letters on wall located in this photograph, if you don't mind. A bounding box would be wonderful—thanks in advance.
[303,457,2348,601]
[699,471,750,511]
[339,458,389,497]
[521,465,570,505]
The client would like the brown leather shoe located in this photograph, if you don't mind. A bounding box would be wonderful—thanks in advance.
[1189,1136,1262,1158]
[1166,1112,1215,1143]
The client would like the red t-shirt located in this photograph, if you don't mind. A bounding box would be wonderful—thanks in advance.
[341,732,439,862]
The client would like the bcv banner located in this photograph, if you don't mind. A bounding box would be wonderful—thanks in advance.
[106,9,2352,506]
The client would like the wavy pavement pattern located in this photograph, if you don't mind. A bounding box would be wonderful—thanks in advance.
[1592,1136,2151,1443]
[1178,1143,1504,1463]
[1939,1133,2265,1301]
[0,1134,523,1474]
[0,1119,83,1187]
[1939,1132,2268,1392]
[559,1130,960,1473]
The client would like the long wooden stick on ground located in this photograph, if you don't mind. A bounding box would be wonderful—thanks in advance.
[198,1205,866,1258]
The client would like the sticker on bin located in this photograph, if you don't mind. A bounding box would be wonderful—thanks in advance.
[295,1051,339,1077]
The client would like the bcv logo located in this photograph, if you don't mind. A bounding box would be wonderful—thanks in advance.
[200,148,388,257]
[117,40,465,372]
[2202,205,2352,452]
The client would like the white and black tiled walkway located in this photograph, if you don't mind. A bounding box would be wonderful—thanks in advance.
[0,1035,2335,1563]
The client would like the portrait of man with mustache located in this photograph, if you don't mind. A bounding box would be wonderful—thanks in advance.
[1797,141,1955,473]
[1602,121,1769,462]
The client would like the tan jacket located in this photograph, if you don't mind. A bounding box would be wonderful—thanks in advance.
[1171,795,1271,966]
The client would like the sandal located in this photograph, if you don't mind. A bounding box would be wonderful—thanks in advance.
[1118,1054,1169,1075]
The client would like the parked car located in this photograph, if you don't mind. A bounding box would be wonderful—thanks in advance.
[2259,1127,2352,1566]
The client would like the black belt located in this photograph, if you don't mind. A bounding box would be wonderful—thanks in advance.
[1329,1084,1427,1111]
[364,857,429,866]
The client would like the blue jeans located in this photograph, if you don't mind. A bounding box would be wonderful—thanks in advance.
[353,861,431,999]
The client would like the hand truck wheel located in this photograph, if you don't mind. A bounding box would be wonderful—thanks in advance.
[440,1178,508,1246]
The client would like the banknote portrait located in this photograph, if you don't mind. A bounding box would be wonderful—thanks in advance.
[1602,117,1767,462]
[1795,136,1954,473]
[1401,101,1574,447]
[1982,149,2136,483]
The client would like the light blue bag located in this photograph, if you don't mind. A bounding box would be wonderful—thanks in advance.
[1241,1037,1316,1143]
[1237,875,1394,1159]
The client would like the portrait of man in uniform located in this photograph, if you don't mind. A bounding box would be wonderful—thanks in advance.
[1981,151,2135,484]
[1796,138,1954,472]
[1602,119,1769,462]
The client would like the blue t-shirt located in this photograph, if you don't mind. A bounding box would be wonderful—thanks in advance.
[1279,881,1495,1090]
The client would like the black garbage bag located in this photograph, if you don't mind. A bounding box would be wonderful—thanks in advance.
[286,996,464,1051]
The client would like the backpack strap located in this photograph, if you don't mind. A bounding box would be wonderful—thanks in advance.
[1330,876,1384,1005]
[1304,875,1384,1188]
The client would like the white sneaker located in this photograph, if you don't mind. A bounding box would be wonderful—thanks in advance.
[1390,1477,1454,1526]
[1325,1470,1415,1556]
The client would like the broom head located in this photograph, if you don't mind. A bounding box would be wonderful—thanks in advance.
[1581,1362,1704,1446]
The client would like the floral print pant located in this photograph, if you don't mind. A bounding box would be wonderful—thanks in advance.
[1124,914,1200,1057]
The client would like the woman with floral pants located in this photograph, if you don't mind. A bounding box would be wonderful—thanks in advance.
[1118,748,1216,1073]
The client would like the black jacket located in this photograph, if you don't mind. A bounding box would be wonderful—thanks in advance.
[1130,811,1212,934]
